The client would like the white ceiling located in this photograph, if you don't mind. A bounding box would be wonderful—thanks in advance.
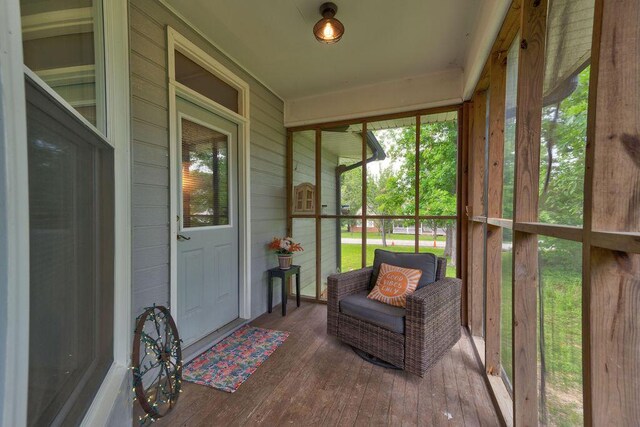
[164,0,490,101]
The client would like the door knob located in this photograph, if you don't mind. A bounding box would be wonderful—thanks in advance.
[177,234,191,241]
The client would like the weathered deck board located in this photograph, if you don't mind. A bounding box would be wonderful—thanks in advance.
[152,303,499,426]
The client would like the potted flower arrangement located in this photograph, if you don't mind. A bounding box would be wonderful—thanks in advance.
[268,237,303,270]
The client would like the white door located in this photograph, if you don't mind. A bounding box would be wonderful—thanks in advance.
[175,95,239,347]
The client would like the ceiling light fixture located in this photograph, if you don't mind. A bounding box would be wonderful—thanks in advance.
[313,2,344,44]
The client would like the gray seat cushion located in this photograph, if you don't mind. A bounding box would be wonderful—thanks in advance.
[339,291,405,334]
[370,249,437,291]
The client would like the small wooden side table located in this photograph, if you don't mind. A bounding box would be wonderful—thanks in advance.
[267,265,301,316]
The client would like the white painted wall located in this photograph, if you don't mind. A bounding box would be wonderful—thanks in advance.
[291,131,317,294]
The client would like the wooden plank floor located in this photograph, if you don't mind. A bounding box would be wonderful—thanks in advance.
[155,302,499,426]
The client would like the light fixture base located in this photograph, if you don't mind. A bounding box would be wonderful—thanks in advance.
[319,2,338,18]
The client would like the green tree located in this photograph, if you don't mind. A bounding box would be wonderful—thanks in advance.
[539,66,589,226]
[366,166,407,245]
[339,165,362,231]
[339,121,458,257]
[419,121,458,258]
[367,128,416,245]
[382,121,458,257]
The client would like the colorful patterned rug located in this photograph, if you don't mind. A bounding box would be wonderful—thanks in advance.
[183,325,289,393]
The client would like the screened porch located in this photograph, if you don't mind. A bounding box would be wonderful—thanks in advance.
[288,112,460,302]
[1,0,638,426]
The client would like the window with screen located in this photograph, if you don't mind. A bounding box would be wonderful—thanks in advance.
[500,36,520,388]
[26,78,114,427]
[289,111,459,302]
[536,0,594,423]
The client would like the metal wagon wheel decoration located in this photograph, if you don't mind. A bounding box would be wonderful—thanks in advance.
[132,305,183,424]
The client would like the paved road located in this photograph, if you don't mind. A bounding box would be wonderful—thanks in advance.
[341,238,512,251]
[341,238,445,248]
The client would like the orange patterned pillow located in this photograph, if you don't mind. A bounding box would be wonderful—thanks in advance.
[367,263,423,307]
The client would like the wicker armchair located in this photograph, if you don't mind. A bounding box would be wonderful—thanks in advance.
[327,256,461,377]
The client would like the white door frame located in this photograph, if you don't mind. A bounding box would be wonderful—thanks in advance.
[167,26,252,323]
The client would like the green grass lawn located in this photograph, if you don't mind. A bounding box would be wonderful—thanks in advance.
[340,231,446,242]
[339,243,456,277]
[500,249,583,425]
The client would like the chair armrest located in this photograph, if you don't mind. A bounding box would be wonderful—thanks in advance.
[326,267,373,336]
[405,277,462,376]
[328,267,372,300]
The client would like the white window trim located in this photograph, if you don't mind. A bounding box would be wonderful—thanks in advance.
[0,1,30,425]
[23,66,108,142]
[1,0,132,425]
[20,7,94,40]
[81,0,131,424]
[167,26,252,321]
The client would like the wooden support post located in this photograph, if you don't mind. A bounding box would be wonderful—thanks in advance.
[286,131,293,235]
[512,0,547,424]
[584,0,640,424]
[464,101,474,328]
[361,122,367,268]
[485,50,507,376]
[415,115,421,253]
[315,129,322,300]
[459,105,469,327]
[469,90,487,337]
[456,106,465,283]
[286,132,293,295]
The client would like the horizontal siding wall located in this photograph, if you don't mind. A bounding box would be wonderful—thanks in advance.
[129,0,286,320]
[290,130,339,295]
[320,147,339,288]
[291,132,316,292]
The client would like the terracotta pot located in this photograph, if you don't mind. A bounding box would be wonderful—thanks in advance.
[278,254,292,270]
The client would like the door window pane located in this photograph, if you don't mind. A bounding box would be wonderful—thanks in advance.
[367,118,416,216]
[26,79,114,426]
[181,118,230,228]
[175,51,239,113]
[21,0,105,129]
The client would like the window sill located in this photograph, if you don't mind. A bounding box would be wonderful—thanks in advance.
[81,362,130,427]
